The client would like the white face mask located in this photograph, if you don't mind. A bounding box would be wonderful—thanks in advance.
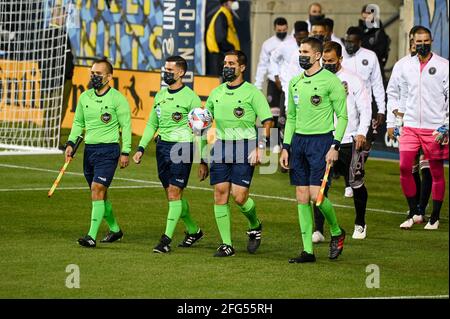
[230,1,239,11]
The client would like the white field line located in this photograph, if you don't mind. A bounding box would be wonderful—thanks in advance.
[0,185,161,192]
[0,163,448,220]
[344,294,448,299]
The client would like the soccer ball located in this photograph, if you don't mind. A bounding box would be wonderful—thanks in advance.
[188,107,212,132]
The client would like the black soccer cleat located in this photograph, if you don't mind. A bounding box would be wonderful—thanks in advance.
[100,229,123,243]
[153,234,171,253]
[178,229,204,247]
[213,244,235,257]
[246,223,262,254]
[78,235,96,248]
[329,228,346,260]
[288,251,316,263]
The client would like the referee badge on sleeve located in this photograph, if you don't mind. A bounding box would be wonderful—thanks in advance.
[293,94,299,105]
[101,113,112,123]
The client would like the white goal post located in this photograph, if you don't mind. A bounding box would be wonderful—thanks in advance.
[0,0,71,155]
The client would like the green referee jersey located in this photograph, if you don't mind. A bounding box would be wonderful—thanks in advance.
[283,68,348,146]
[205,81,273,140]
[68,87,132,154]
[138,85,201,148]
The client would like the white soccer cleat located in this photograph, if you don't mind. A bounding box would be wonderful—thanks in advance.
[400,218,414,230]
[312,231,325,243]
[344,187,353,198]
[272,145,281,154]
[412,214,425,224]
[352,224,367,239]
[424,220,439,230]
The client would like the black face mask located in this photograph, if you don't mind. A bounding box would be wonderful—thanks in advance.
[323,63,339,74]
[309,14,325,24]
[163,71,177,85]
[299,55,315,70]
[312,34,325,43]
[90,75,106,90]
[344,42,359,55]
[415,43,431,57]
[276,32,288,40]
[223,66,237,82]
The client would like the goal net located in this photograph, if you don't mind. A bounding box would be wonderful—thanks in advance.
[0,0,70,155]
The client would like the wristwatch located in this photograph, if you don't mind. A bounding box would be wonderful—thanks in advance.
[258,137,267,150]
[331,140,341,151]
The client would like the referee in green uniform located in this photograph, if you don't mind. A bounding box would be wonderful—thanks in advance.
[280,37,348,263]
[66,57,132,248]
[205,50,274,257]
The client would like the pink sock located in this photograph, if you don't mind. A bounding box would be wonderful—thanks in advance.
[399,151,417,198]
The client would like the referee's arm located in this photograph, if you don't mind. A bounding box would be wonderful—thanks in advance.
[117,94,132,155]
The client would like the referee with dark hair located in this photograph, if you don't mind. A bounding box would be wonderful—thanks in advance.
[66,57,132,248]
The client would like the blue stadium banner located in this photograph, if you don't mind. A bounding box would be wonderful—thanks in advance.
[67,0,206,76]
[161,0,199,89]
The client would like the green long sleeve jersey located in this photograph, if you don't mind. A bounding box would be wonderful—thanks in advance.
[138,85,201,148]
[205,81,273,140]
[68,87,132,153]
[283,68,348,146]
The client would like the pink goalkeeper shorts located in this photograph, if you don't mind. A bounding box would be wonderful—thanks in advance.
[399,126,449,160]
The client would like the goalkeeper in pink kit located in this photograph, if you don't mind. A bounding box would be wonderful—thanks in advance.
[394,26,448,230]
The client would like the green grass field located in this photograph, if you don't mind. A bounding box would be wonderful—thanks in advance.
[0,132,448,299]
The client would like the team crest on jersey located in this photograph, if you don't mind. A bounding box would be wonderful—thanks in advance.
[341,81,349,96]
[233,107,245,118]
[172,112,182,122]
[310,95,322,106]
[429,67,436,75]
[362,59,369,66]
[101,113,111,123]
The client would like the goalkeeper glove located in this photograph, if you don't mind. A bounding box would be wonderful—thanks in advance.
[432,124,449,145]
[393,116,403,138]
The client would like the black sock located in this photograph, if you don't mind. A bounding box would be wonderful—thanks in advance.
[430,200,443,224]
[412,169,421,203]
[419,168,432,214]
[353,185,368,227]
[406,196,419,218]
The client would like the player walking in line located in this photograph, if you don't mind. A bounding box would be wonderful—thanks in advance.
[394,26,448,230]
[386,27,433,227]
[205,50,273,257]
[280,37,348,263]
[314,41,372,240]
[133,56,208,253]
[66,57,132,248]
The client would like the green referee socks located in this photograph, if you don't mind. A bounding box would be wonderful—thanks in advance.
[298,203,314,254]
[214,204,232,246]
[317,197,342,237]
[103,200,120,233]
[238,197,260,229]
[180,198,199,234]
[88,200,105,240]
[164,200,183,239]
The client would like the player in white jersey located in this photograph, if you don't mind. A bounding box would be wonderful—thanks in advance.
[393,26,449,230]
[342,26,386,150]
[312,41,372,242]
[254,17,291,152]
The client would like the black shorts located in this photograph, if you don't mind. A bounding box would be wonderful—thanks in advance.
[267,80,282,116]
[83,143,120,188]
[333,142,367,189]
[209,139,256,188]
[289,133,333,186]
[156,140,193,189]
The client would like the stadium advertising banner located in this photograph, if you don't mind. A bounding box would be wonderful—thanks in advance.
[0,60,44,125]
[68,0,206,78]
[62,66,220,135]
